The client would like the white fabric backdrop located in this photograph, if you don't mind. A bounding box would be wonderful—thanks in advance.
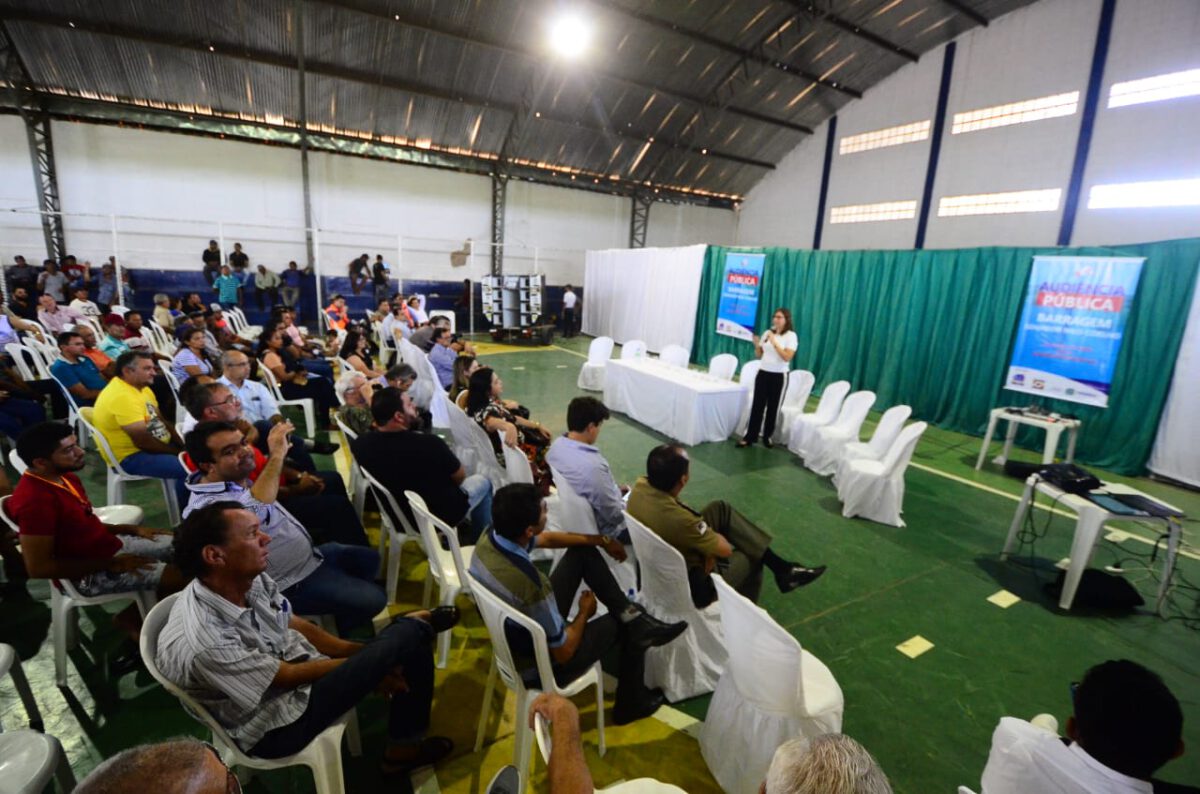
[582,244,706,353]
[1147,279,1200,486]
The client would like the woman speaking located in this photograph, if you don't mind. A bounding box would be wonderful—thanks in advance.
[737,307,798,448]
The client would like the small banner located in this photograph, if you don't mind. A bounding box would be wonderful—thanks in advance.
[715,252,766,341]
[1006,255,1145,407]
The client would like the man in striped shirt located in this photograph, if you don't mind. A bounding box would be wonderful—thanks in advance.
[468,483,688,725]
[157,501,457,773]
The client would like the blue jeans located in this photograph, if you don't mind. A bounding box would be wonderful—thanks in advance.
[119,451,189,504]
[460,474,492,544]
[283,543,386,634]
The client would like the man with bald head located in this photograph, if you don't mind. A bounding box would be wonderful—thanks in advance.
[75,738,234,794]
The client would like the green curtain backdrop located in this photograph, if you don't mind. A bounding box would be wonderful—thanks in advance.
[691,238,1200,475]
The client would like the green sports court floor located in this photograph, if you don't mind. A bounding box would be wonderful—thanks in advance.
[2,334,1197,793]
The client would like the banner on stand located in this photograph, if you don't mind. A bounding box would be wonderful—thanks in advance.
[715,252,766,341]
[1006,255,1145,407]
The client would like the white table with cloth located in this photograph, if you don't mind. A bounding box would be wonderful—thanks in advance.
[603,358,747,445]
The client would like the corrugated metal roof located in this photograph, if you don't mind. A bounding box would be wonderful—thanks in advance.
[1,0,1040,205]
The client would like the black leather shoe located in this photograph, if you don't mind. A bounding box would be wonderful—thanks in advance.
[613,688,666,725]
[626,612,688,651]
[311,440,341,455]
[427,605,461,633]
[762,438,774,449]
[777,564,827,593]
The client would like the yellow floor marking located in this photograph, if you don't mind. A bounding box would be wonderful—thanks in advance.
[987,590,1021,609]
[897,635,935,659]
[651,703,704,739]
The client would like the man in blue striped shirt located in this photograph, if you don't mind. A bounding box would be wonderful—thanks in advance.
[469,483,687,725]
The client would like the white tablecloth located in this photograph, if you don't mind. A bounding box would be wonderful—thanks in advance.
[604,358,747,445]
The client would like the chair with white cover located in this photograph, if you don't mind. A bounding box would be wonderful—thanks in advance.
[620,340,647,360]
[0,644,76,793]
[499,432,534,485]
[707,353,738,381]
[658,345,689,368]
[257,366,316,439]
[803,391,877,476]
[624,512,725,702]
[333,416,367,518]
[469,571,606,792]
[733,360,762,437]
[140,594,361,794]
[403,491,475,669]
[356,466,423,603]
[773,370,815,445]
[446,400,508,489]
[77,407,181,527]
[834,422,927,527]
[699,575,843,794]
[842,405,912,465]
[785,380,850,459]
[577,336,614,392]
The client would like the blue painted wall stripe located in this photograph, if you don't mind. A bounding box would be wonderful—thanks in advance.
[812,115,838,250]
[1058,0,1118,246]
[915,41,956,249]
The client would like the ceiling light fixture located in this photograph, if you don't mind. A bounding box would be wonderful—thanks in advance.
[548,10,592,60]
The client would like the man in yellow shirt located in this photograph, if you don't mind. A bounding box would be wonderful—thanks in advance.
[93,351,188,500]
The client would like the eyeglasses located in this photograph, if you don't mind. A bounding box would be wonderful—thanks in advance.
[202,741,242,794]
[212,394,242,407]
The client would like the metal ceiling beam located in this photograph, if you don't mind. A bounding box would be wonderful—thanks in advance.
[938,0,990,28]
[310,0,814,134]
[584,0,863,99]
[783,1,919,63]
[0,6,775,173]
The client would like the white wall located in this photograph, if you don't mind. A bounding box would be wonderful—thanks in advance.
[645,201,738,248]
[736,0,1200,250]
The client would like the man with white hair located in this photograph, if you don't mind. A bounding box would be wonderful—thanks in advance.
[762,734,892,794]
[75,738,233,794]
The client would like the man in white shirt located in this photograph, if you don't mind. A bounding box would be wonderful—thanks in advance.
[981,659,1195,794]
[37,294,86,335]
[562,285,579,338]
[68,286,102,318]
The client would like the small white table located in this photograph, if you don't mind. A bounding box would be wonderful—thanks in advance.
[604,358,747,445]
[1001,475,1182,612]
[975,408,1081,471]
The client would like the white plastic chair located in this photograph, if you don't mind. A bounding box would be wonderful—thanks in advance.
[620,340,647,360]
[140,594,361,794]
[774,370,816,445]
[404,490,475,669]
[0,724,75,793]
[707,353,738,381]
[835,421,927,527]
[228,307,261,339]
[5,342,50,380]
[699,575,844,794]
[499,430,534,485]
[577,336,614,392]
[77,407,181,527]
[333,416,367,519]
[547,466,637,600]
[158,360,183,403]
[469,571,606,792]
[734,360,762,437]
[257,365,316,438]
[356,466,423,603]
[842,405,912,464]
[803,391,877,476]
[447,400,508,490]
[786,380,850,459]
[0,642,41,731]
[658,344,689,368]
[624,512,726,702]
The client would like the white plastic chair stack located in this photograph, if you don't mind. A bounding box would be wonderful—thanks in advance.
[835,421,928,527]
[774,370,815,445]
[733,360,761,437]
[0,644,77,793]
[624,512,726,702]
[5,343,50,380]
[257,366,316,438]
[404,491,475,669]
[803,391,877,476]
[356,466,423,603]
[699,575,844,794]
[577,336,614,392]
[842,405,912,465]
[620,340,647,360]
[77,407,181,528]
[469,572,605,791]
[140,595,361,794]
[786,380,850,459]
[658,344,690,368]
[707,353,738,381]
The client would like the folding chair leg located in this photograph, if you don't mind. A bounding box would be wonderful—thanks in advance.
[50,735,76,793]
[475,657,497,752]
[386,532,402,604]
[514,691,536,792]
[301,402,316,439]
[106,473,121,512]
[161,480,181,526]
[7,651,43,731]
[305,736,347,794]
[421,573,434,609]
[593,664,607,757]
[51,588,70,687]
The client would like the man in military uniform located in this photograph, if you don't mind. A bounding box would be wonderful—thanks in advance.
[627,443,826,608]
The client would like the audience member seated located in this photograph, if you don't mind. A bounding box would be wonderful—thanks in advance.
[382,299,414,344]
[184,421,382,631]
[428,327,457,389]
[324,294,349,331]
[119,311,150,350]
[764,734,893,794]
[7,286,38,321]
[173,310,207,342]
[409,319,436,352]
[206,306,252,350]
[627,444,825,607]
[37,294,85,335]
[336,370,375,436]
[152,293,174,331]
[220,349,337,459]
[406,295,428,326]
[99,313,133,359]
[12,422,184,642]
[450,354,477,408]
[353,387,492,544]
[69,285,102,318]
[981,659,1197,794]
[75,738,240,794]
[93,352,188,494]
[546,397,629,541]
[339,328,384,379]
[50,331,108,407]
[182,292,208,316]
[467,367,552,492]
[172,326,216,384]
[76,323,116,377]
[258,324,337,427]
[469,483,686,724]
[159,502,456,770]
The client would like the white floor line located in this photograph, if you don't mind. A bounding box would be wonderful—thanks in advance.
[653,703,704,739]
[552,345,589,359]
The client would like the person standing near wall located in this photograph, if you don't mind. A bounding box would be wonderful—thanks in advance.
[737,308,798,449]
[201,240,222,285]
[254,265,281,311]
[348,253,369,295]
[371,255,392,305]
[280,261,303,308]
[213,266,242,310]
[562,284,578,338]
[227,242,250,306]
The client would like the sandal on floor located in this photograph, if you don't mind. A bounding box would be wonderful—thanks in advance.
[381,736,455,775]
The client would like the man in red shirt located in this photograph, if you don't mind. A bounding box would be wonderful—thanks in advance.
[11,422,186,639]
